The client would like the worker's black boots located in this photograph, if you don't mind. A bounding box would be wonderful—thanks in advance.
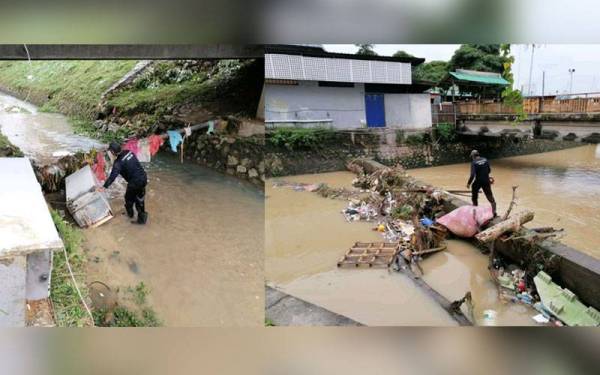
[132,211,148,225]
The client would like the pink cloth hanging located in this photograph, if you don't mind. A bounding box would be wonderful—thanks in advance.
[148,134,164,156]
[122,138,140,156]
[92,152,106,182]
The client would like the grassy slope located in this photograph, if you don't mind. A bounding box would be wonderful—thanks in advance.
[0,132,23,156]
[0,60,137,120]
[50,209,93,327]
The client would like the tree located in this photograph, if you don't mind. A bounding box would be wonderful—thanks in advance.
[447,44,506,73]
[413,60,449,83]
[392,50,415,59]
[499,44,526,122]
[355,44,377,56]
[446,44,509,97]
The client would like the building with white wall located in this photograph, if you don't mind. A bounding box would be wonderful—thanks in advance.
[262,45,433,131]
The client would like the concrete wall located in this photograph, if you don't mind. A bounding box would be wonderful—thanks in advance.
[265,81,366,129]
[384,93,432,130]
[265,81,432,130]
[463,120,600,141]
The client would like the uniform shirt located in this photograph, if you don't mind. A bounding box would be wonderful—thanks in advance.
[103,150,147,188]
[468,157,491,186]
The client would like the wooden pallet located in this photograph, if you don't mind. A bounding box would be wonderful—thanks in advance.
[337,241,404,268]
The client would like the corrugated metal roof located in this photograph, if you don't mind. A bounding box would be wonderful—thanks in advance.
[265,53,412,85]
[449,70,509,85]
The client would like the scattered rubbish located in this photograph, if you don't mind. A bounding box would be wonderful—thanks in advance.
[272,180,323,192]
[342,201,379,222]
[65,165,114,228]
[337,241,403,268]
[481,309,497,326]
[534,271,600,327]
[420,217,434,227]
[532,313,550,324]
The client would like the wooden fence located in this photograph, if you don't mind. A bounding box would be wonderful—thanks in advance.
[454,96,600,115]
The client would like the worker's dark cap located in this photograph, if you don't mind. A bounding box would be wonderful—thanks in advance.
[108,142,121,154]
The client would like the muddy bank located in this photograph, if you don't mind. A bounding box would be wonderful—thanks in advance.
[265,172,537,325]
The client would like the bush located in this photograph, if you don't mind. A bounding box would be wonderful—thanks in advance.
[435,123,456,143]
[267,127,336,150]
[405,133,425,145]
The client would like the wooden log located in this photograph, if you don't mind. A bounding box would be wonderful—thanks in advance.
[475,210,534,243]
[395,255,473,326]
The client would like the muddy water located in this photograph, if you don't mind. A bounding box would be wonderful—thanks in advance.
[85,154,264,326]
[266,172,536,325]
[409,145,600,259]
[0,92,102,164]
[0,92,264,326]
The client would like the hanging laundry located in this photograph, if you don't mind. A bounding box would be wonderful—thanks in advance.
[137,138,152,163]
[122,138,140,156]
[167,130,183,152]
[92,152,106,182]
[148,134,164,156]
[207,120,215,135]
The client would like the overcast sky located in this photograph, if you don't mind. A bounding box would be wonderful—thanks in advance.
[324,44,600,96]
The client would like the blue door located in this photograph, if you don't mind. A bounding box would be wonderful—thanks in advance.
[365,94,386,127]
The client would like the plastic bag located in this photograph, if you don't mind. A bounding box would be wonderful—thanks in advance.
[437,205,493,238]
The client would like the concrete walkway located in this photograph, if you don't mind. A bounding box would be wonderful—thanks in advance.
[265,286,362,326]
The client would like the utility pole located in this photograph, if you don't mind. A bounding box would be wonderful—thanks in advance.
[527,44,536,97]
[569,68,576,95]
[541,71,546,112]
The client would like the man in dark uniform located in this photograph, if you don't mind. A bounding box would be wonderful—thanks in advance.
[98,142,148,224]
[467,149,497,217]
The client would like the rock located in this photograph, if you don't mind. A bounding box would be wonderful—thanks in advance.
[226,168,235,175]
[241,158,251,167]
[227,155,239,166]
[258,161,265,174]
[248,168,258,178]
[226,137,236,144]
[107,123,120,132]
[236,165,247,174]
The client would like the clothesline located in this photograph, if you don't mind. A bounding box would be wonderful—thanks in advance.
[92,120,215,182]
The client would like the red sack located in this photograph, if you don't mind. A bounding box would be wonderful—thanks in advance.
[437,205,493,238]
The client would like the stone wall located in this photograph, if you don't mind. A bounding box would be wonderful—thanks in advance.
[185,133,264,188]
[265,131,583,177]
[265,130,380,177]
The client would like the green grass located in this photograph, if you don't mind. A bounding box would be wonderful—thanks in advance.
[50,209,93,327]
[0,60,137,120]
[93,281,161,327]
[265,318,276,327]
[106,62,217,116]
[0,132,23,156]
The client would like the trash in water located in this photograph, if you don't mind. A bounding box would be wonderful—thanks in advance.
[481,309,497,326]
[532,313,550,324]
[65,165,114,228]
[342,201,378,222]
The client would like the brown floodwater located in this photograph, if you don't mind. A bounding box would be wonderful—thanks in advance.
[1,92,264,327]
[84,154,264,326]
[0,92,103,164]
[409,145,600,259]
[266,172,537,326]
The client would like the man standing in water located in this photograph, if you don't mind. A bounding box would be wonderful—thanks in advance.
[98,142,148,224]
[467,149,497,217]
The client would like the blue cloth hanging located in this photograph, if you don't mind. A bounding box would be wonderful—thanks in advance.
[167,130,183,152]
